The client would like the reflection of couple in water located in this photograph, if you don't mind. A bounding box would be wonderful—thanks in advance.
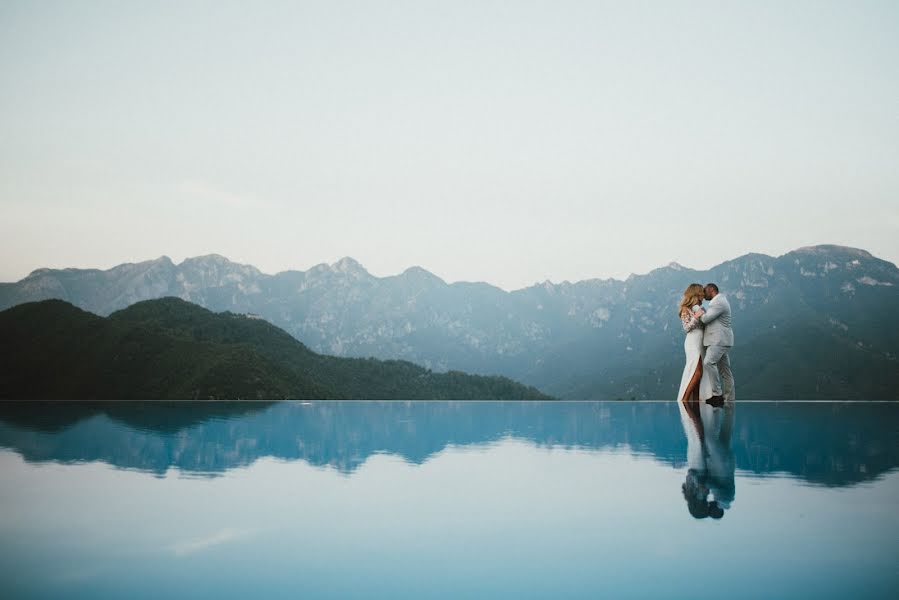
[679,398,735,519]
[676,282,736,518]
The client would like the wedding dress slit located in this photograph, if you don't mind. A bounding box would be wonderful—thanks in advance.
[681,360,703,404]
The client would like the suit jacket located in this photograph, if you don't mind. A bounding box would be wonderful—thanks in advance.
[700,294,734,347]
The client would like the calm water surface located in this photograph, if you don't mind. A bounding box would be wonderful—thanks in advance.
[0,401,896,599]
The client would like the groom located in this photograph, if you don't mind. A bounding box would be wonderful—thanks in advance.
[695,283,734,408]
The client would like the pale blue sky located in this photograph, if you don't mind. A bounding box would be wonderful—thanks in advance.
[1,0,897,290]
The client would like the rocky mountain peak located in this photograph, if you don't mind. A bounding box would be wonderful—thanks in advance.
[180,254,233,267]
[792,244,873,259]
[330,256,370,277]
[141,256,176,273]
[25,268,53,278]
[401,266,445,285]
[178,254,261,277]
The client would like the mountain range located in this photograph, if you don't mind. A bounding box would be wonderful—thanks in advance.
[2,244,897,399]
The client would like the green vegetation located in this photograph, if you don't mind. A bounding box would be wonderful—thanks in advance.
[0,298,553,400]
[585,316,899,401]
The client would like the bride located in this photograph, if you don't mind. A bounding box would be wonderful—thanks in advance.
[676,283,713,405]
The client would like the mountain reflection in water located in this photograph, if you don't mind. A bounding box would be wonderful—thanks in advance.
[0,400,895,487]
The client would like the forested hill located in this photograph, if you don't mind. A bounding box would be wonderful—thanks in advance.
[0,298,552,400]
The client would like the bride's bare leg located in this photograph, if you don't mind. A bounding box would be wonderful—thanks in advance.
[681,360,704,406]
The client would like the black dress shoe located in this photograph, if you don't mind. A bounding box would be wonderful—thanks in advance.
[706,395,725,407]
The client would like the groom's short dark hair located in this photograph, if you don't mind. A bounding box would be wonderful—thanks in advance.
[705,283,719,293]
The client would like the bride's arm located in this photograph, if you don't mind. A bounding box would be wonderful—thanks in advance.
[682,308,702,333]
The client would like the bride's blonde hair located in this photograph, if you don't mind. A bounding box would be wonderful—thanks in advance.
[678,283,704,317]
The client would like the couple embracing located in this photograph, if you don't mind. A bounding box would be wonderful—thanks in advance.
[676,283,735,408]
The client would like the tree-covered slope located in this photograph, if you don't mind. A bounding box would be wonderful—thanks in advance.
[0,299,552,400]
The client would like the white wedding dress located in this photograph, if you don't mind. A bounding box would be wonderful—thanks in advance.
[676,305,713,404]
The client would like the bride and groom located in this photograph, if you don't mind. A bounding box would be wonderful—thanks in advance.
[676,283,734,408]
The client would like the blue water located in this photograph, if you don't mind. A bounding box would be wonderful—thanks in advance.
[0,401,896,599]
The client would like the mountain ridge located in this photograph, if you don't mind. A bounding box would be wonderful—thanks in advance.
[12,243,890,292]
[2,244,896,399]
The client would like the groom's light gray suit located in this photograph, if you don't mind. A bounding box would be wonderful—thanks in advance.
[700,294,735,400]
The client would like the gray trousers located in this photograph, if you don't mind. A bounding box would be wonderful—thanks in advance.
[704,344,734,399]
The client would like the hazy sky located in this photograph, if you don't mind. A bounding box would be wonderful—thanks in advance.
[1,0,897,291]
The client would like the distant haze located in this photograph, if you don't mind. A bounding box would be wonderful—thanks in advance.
[1,1,897,291]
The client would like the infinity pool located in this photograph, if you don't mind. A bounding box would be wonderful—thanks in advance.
[0,401,896,599]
